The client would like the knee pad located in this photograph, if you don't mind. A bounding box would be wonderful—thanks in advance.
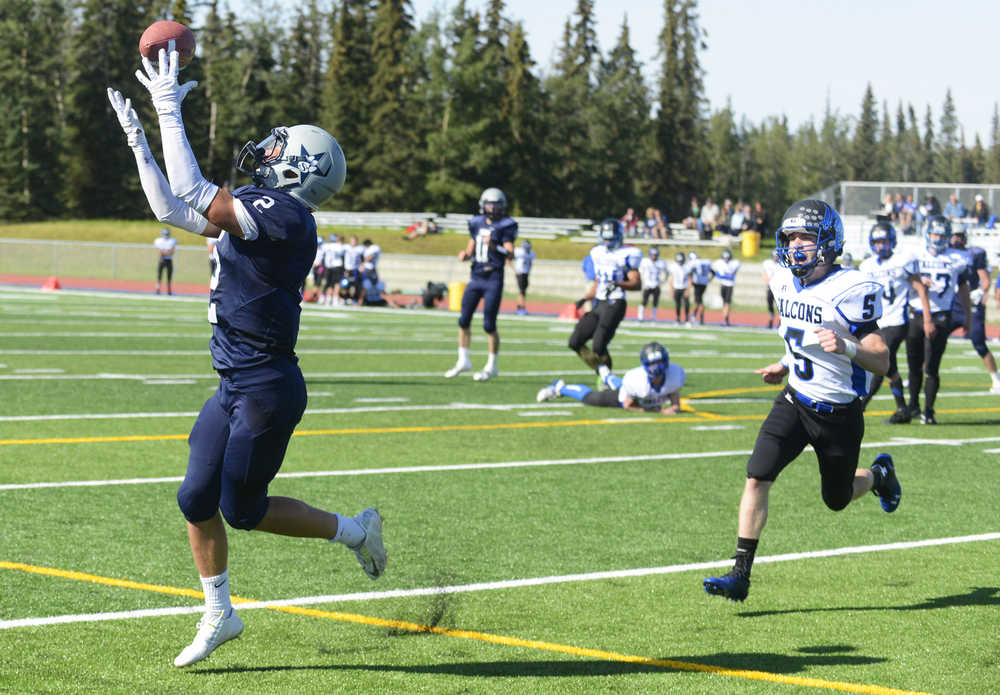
[821,486,852,512]
[220,493,268,531]
[457,315,472,330]
[176,476,219,524]
[972,339,989,358]
[483,315,497,334]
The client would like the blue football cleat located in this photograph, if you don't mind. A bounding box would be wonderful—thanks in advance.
[703,571,750,602]
[871,453,901,512]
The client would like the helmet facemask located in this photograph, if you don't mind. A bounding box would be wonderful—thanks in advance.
[640,342,669,384]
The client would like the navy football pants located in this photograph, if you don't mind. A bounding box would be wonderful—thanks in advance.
[177,359,307,530]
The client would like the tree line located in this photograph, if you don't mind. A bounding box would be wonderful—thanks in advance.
[3,0,999,225]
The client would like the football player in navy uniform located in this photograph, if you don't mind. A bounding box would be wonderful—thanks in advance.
[444,187,518,381]
[537,342,684,414]
[858,222,932,421]
[948,227,1000,393]
[568,219,641,375]
[703,200,900,603]
[904,216,972,423]
[108,46,386,668]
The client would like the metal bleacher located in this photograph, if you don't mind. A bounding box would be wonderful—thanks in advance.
[313,210,595,241]
[570,222,729,247]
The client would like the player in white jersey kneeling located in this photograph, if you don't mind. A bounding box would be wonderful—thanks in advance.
[537,342,684,414]
[703,199,900,603]
[858,221,932,422]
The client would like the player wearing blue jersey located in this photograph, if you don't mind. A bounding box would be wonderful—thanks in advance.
[444,187,518,381]
[703,200,900,603]
[568,219,641,374]
[904,216,972,424]
[858,222,932,422]
[109,46,386,668]
[948,228,1000,393]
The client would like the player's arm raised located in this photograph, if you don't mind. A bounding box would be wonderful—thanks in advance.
[135,46,246,240]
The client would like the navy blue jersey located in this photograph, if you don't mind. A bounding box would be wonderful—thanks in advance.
[468,215,518,277]
[208,186,316,370]
[964,245,988,290]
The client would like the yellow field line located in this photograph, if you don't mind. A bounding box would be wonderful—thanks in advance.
[3,406,1000,446]
[1,560,938,695]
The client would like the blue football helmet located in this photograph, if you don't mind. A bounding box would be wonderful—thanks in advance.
[868,221,896,259]
[640,341,669,381]
[948,224,967,250]
[649,246,659,259]
[598,218,623,249]
[775,199,844,278]
[924,215,951,253]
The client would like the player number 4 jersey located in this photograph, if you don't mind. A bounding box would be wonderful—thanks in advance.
[770,266,883,404]
[589,245,642,301]
[858,252,918,327]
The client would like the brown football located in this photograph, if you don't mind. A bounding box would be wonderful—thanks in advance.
[139,20,195,69]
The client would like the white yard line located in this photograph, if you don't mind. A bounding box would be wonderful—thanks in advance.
[3,435,1000,491]
[2,532,996,630]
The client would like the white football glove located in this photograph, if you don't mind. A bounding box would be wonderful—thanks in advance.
[107,88,146,148]
[135,45,197,115]
[970,288,985,306]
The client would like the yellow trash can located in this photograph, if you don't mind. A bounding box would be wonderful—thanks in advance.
[741,231,761,258]
[448,281,467,311]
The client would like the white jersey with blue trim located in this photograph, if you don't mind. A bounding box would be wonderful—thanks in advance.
[639,257,667,289]
[513,246,536,274]
[711,258,741,286]
[908,247,968,313]
[858,251,918,327]
[667,260,691,290]
[770,266,883,404]
[589,245,642,301]
[619,363,686,409]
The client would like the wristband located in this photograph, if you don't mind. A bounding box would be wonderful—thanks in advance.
[843,340,858,360]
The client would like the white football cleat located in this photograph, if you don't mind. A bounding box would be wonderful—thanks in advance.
[173,609,244,668]
[473,366,498,381]
[991,382,1000,395]
[537,379,564,402]
[350,507,387,580]
[444,361,472,378]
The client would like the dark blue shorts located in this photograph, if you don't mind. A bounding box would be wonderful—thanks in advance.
[458,272,503,333]
[951,303,988,356]
[176,358,307,530]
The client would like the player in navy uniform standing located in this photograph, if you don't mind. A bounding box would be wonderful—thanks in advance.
[444,187,518,381]
[948,227,1000,393]
[108,46,386,668]
[703,200,901,603]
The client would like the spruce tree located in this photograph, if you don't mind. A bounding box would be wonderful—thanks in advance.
[850,83,879,181]
[936,89,961,182]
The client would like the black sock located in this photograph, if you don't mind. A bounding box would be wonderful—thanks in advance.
[733,537,758,577]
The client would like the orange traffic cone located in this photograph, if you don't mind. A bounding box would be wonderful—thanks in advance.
[41,276,61,291]
[558,303,579,320]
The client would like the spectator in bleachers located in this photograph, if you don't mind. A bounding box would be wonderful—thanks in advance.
[881,193,895,218]
[699,197,719,239]
[944,193,966,221]
[892,192,905,224]
[729,203,751,236]
[620,207,640,237]
[924,194,942,217]
[403,217,439,241]
[643,207,668,239]
[899,194,917,234]
[752,201,768,234]
[717,199,734,236]
[971,194,990,224]
[683,197,700,230]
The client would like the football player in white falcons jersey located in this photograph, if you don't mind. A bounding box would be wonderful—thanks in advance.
[667,251,692,324]
[711,249,741,326]
[688,251,714,325]
[537,342,684,414]
[704,199,900,603]
[637,246,667,322]
[858,221,932,422]
[568,219,641,375]
[903,215,971,424]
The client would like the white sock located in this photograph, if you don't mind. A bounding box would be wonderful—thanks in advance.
[598,364,611,379]
[992,373,1000,385]
[200,570,232,614]
[458,347,470,365]
[637,306,644,321]
[485,352,497,370]
[650,308,657,321]
[330,513,366,547]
